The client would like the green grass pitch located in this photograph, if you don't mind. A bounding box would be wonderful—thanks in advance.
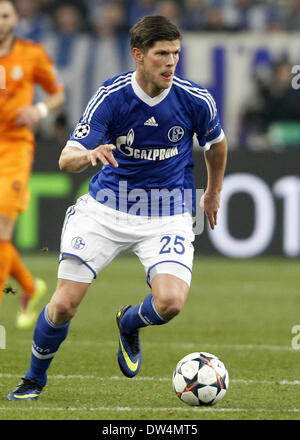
[0,254,299,420]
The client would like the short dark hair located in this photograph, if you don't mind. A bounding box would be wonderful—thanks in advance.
[130,16,182,52]
[0,0,16,8]
[0,0,15,5]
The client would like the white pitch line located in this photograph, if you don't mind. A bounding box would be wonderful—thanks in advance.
[16,340,298,352]
[1,406,300,413]
[63,340,296,352]
[0,373,299,386]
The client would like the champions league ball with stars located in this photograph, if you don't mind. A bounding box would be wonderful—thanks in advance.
[172,352,229,406]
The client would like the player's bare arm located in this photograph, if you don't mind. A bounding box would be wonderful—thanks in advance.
[201,136,228,230]
[59,144,119,173]
[15,89,66,129]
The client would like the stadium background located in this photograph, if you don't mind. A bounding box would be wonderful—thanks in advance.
[12,0,300,259]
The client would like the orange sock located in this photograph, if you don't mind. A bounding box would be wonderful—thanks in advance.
[0,241,14,306]
[10,245,35,298]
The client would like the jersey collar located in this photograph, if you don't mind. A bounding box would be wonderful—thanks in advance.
[131,71,172,107]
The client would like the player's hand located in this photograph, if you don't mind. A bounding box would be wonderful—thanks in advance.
[15,106,41,129]
[88,144,119,168]
[200,191,220,230]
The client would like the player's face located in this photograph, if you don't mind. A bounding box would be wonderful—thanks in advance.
[134,39,181,97]
[0,1,18,44]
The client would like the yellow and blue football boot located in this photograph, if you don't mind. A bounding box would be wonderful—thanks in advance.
[7,377,43,401]
[116,305,142,378]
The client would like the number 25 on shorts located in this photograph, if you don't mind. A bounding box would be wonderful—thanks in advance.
[159,235,185,255]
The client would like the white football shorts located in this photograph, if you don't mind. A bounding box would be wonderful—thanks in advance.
[58,194,195,286]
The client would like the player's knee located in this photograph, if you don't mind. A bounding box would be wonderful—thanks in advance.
[49,295,78,323]
[152,274,189,320]
[156,295,184,320]
[54,299,76,320]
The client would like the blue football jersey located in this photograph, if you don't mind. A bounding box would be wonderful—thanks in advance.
[67,71,224,216]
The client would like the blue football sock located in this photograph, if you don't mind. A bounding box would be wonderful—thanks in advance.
[25,305,70,387]
[121,293,167,334]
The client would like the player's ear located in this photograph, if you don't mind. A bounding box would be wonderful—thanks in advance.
[132,48,144,64]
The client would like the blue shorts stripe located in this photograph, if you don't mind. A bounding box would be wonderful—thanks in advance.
[146,260,192,286]
[59,252,97,279]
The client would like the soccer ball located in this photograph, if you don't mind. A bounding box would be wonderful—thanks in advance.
[172,352,229,406]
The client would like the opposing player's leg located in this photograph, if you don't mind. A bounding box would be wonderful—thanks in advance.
[0,214,16,307]
[14,264,47,330]
[7,276,90,400]
[0,216,46,325]
[0,147,44,326]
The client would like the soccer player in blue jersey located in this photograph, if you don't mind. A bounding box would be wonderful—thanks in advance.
[8,15,227,400]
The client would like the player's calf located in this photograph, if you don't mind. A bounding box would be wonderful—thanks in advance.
[8,305,70,399]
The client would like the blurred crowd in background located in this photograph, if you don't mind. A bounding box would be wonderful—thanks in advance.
[13,0,300,40]
[11,0,300,150]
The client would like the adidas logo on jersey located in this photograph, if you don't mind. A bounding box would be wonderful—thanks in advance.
[144,117,158,127]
